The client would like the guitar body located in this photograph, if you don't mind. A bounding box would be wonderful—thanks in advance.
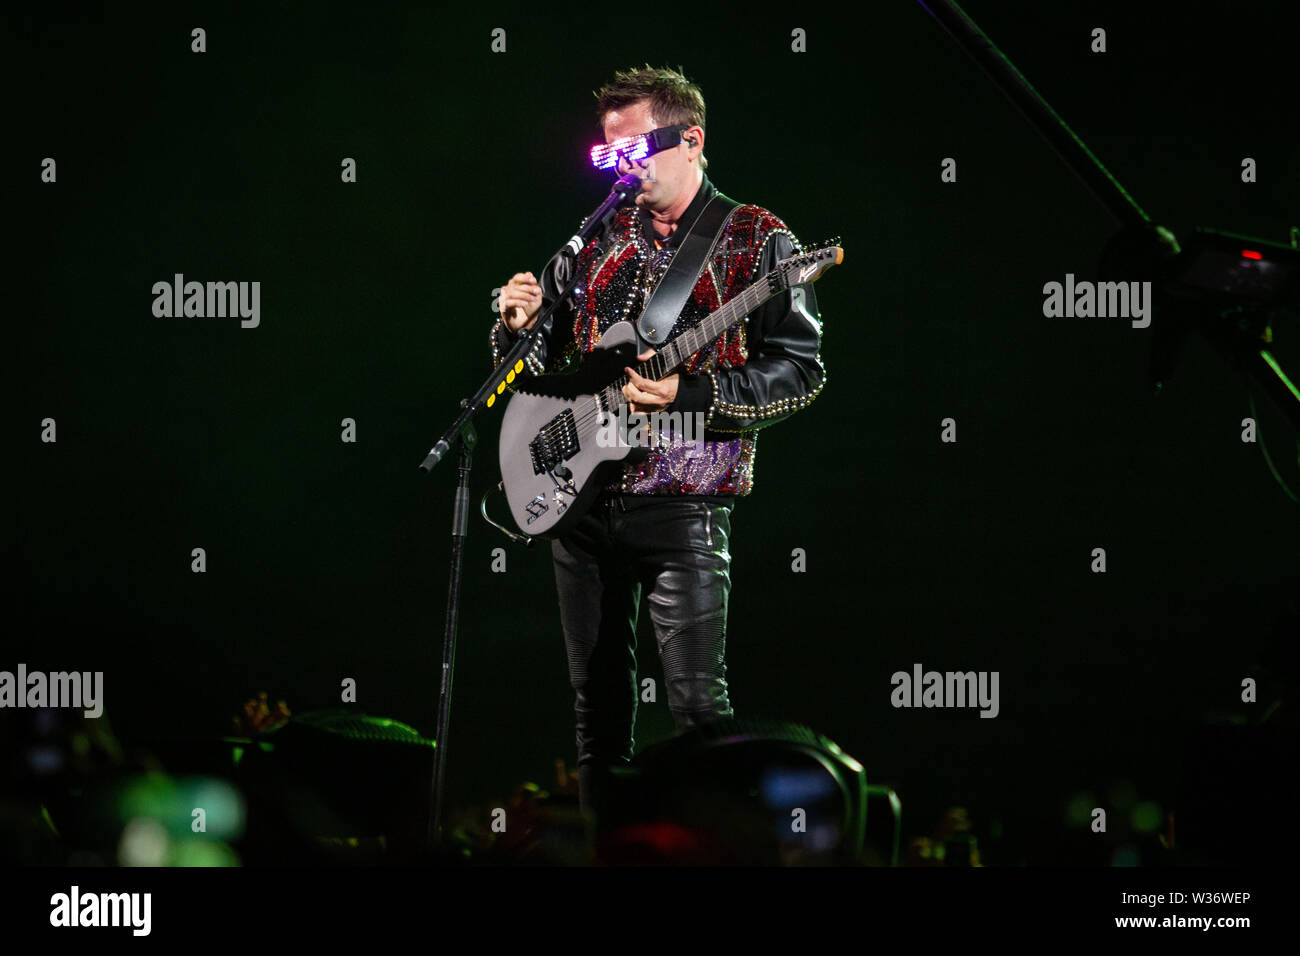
[499,321,644,537]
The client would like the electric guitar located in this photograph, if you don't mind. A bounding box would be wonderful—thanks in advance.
[497,241,843,537]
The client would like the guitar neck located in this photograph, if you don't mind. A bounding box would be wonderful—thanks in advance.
[599,275,778,409]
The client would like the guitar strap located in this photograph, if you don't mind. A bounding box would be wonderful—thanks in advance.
[636,192,740,350]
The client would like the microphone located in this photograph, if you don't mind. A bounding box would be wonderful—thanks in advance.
[564,173,642,256]
[611,171,643,198]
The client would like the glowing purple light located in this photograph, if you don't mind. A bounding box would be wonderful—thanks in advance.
[591,133,652,170]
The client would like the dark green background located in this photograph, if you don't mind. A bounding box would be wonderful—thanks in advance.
[9,0,1298,859]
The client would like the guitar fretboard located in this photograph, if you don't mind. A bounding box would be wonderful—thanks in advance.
[597,270,781,412]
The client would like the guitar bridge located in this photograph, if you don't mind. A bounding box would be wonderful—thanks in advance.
[529,407,580,475]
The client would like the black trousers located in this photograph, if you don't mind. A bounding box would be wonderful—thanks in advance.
[551,494,735,816]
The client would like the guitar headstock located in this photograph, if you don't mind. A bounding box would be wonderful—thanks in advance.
[776,238,844,286]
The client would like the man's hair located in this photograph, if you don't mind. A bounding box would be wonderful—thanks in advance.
[594,65,708,171]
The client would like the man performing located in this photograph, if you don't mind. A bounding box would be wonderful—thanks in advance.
[492,66,826,817]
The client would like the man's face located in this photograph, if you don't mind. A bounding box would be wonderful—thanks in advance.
[601,99,701,212]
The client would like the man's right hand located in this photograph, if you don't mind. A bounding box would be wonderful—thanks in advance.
[499,271,543,333]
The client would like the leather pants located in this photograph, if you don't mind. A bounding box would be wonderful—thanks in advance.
[551,494,735,816]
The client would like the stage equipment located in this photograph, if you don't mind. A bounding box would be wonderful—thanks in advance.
[596,715,871,865]
[919,0,1300,500]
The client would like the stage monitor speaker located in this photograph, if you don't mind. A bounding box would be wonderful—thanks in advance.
[600,715,870,865]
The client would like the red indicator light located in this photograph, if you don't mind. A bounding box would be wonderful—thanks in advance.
[1241,249,1263,260]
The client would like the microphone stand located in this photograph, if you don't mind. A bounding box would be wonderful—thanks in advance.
[418,173,641,850]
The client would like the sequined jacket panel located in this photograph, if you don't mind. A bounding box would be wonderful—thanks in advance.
[491,176,825,496]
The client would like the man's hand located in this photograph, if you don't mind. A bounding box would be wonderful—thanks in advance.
[623,349,678,413]
[499,271,543,333]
